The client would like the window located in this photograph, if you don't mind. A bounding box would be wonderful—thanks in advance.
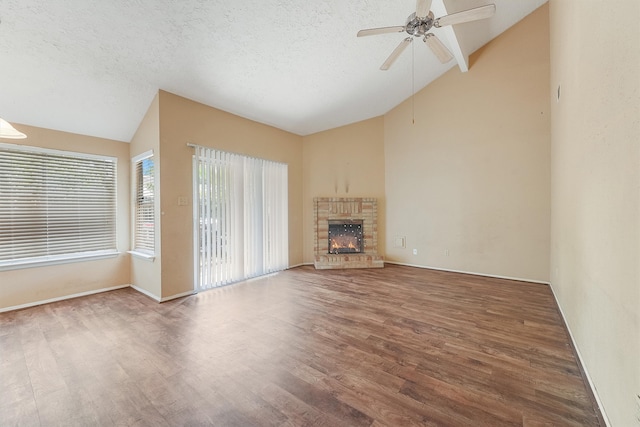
[193,147,288,290]
[132,151,155,255]
[0,143,117,269]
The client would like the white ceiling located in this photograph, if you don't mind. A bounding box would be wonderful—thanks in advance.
[0,0,547,142]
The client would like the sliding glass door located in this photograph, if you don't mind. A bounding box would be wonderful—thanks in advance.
[193,146,288,291]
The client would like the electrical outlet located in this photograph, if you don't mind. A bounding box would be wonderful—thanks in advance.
[412,249,418,255]
[445,249,450,256]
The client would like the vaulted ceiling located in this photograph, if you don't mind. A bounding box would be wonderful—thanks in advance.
[0,0,547,142]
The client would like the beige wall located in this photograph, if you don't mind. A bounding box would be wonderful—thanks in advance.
[549,0,640,425]
[157,91,304,299]
[384,4,551,282]
[302,117,386,263]
[129,94,162,299]
[0,125,130,310]
[5,6,637,424]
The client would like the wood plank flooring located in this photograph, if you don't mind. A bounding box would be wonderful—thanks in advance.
[0,265,603,426]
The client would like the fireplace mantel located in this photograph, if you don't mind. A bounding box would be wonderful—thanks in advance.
[313,197,384,269]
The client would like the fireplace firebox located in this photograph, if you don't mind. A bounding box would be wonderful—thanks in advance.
[328,219,364,254]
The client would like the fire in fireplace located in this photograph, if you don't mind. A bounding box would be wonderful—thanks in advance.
[328,219,364,254]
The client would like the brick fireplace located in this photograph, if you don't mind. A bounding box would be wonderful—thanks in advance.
[313,197,384,269]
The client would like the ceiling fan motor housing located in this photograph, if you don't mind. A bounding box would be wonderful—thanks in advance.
[405,11,435,37]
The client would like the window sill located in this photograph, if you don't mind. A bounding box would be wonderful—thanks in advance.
[0,250,120,272]
[128,250,155,261]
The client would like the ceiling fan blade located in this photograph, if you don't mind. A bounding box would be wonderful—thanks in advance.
[381,37,413,70]
[423,34,453,63]
[415,0,433,19]
[357,26,405,37]
[434,4,496,28]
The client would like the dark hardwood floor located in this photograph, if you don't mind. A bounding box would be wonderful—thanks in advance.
[1,265,603,426]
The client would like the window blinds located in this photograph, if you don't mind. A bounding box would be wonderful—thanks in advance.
[0,144,117,266]
[134,156,154,253]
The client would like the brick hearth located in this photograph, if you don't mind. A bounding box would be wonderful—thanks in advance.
[313,197,384,269]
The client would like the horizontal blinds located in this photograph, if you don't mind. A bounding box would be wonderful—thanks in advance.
[134,157,154,252]
[0,145,117,263]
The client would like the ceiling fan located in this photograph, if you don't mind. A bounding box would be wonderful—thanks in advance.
[357,0,496,70]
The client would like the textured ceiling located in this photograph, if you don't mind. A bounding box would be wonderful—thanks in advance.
[0,0,547,142]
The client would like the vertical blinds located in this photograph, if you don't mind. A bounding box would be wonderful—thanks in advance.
[194,149,242,288]
[262,159,288,274]
[134,156,154,252]
[0,143,117,265]
[194,146,288,290]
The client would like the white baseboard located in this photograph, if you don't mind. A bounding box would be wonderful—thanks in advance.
[384,261,550,285]
[548,283,611,427]
[1,283,196,313]
[160,290,194,302]
[129,285,193,302]
[129,284,161,302]
[0,284,130,313]
[287,263,307,269]
[291,262,314,268]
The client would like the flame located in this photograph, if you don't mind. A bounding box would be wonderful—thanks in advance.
[330,237,360,252]
[330,239,340,250]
